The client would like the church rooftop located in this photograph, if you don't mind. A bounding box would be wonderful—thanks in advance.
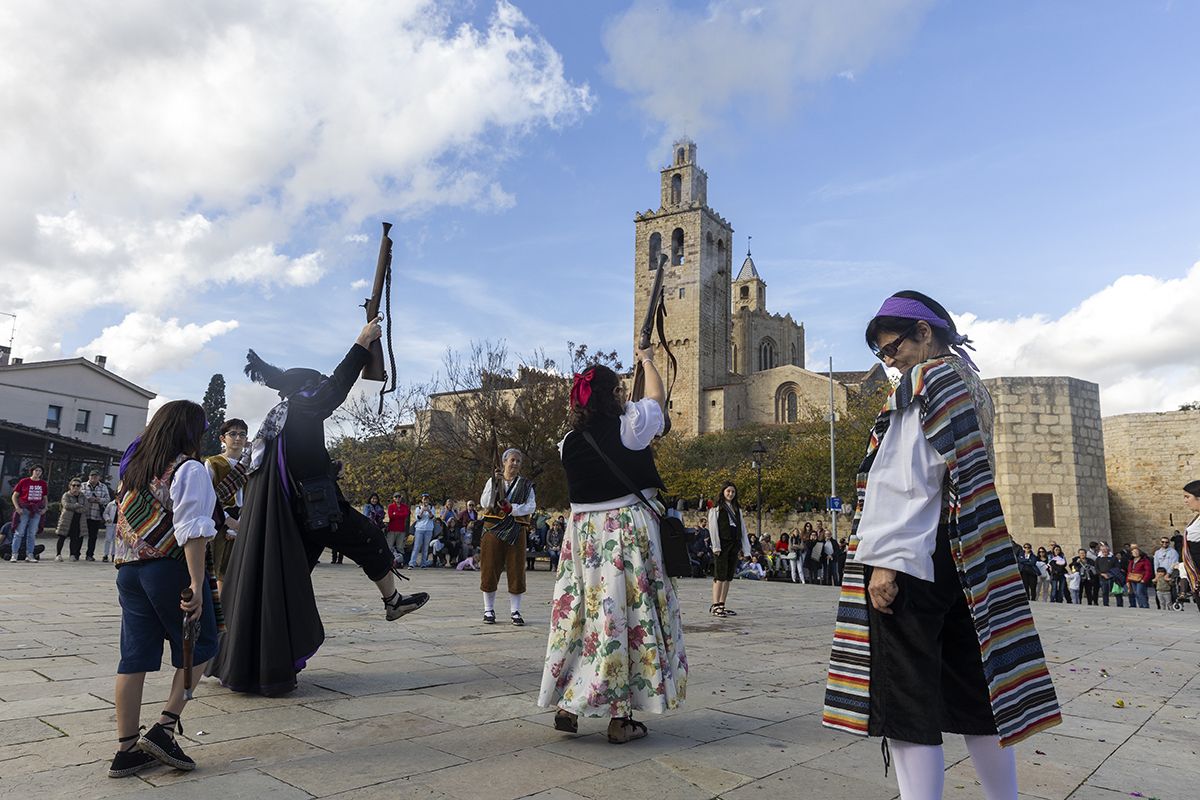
[735,253,760,281]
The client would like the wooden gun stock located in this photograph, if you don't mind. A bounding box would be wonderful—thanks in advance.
[362,222,393,382]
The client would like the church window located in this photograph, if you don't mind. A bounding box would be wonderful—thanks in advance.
[1032,494,1055,527]
[711,399,717,407]
[678,287,686,299]
[758,338,777,371]
[786,392,798,423]
[775,382,800,423]
[648,232,661,270]
[671,228,684,266]
[670,173,682,205]
[717,239,725,260]
[790,342,798,366]
[740,285,749,299]
[732,344,738,372]
[676,147,685,164]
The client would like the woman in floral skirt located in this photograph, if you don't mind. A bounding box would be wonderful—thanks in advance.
[538,346,687,744]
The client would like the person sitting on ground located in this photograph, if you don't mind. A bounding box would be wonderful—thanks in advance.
[456,548,480,571]
[735,555,765,580]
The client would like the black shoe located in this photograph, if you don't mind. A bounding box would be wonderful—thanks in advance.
[108,746,156,778]
[139,719,195,771]
[511,612,525,626]
[86,556,96,561]
[483,610,496,625]
[384,591,430,621]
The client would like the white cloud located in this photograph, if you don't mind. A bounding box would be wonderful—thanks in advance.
[344,234,371,243]
[350,278,370,290]
[75,313,240,381]
[2,0,591,370]
[955,262,1200,415]
[603,0,931,142]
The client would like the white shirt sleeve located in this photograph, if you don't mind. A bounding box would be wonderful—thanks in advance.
[707,508,720,551]
[511,485,537,517]
[170,460,218,547]
[479,479,495,508]
[852,403,947,582]
[619,398,665,451]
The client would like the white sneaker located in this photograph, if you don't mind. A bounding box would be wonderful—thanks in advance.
[55,555,64,562]
[8,555,15,563]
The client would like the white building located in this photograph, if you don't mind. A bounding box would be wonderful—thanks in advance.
[0,346,154,499]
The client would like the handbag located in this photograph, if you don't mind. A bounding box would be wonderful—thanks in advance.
[295,475,343,532]
[580,431,690,579]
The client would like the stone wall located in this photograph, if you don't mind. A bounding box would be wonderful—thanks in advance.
[986,377,1111,551]
[1103,409,1200,547]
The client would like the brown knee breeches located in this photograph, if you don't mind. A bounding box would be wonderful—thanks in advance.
[479,528,527,594]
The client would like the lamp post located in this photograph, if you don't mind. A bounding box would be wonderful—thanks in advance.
[751,440,766,539]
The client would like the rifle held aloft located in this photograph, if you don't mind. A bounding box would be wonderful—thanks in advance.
[361,222,393,382]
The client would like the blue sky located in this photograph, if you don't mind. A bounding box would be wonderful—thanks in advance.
[4,0,1199,427]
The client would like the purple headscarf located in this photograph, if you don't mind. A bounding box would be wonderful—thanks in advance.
[875,295,979,371]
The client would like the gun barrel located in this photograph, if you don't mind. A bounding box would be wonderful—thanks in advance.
[180,587,196,700]
[362,222,393,382]
[638,253,667,349]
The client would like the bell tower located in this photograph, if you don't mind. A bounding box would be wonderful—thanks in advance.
[633,140,733,436]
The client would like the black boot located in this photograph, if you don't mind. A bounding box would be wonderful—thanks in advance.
[139,710,195,771]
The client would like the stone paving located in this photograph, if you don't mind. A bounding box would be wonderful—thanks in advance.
[2,559,1199,800]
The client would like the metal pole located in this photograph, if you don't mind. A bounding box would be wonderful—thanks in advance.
[756,462,763,539]
[828,356,837,543]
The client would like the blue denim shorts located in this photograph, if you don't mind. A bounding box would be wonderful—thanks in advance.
[116,558,218,674]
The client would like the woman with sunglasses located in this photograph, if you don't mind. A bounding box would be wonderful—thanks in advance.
[822,290,1060,800]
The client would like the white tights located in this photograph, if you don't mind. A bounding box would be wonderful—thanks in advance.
[889,735,1017,800]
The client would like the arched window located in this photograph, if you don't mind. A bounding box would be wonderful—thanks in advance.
[671,228,684,266]
[732,344,738,372]
[648,232,662,270]
[775,383,800,423]
[790,342,798,366]
[739,285,749,299]
[676,147,685,165]
[670,174,682,205]
[758,337,776,371]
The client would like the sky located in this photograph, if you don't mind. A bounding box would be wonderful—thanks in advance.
[2,0,1198,432]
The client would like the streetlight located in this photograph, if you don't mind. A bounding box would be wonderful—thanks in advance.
[750,440,766,539]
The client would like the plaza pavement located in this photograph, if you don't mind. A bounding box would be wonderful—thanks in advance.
[1,559,1198,800]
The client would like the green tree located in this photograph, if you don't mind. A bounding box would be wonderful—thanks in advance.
[200,374,227,456]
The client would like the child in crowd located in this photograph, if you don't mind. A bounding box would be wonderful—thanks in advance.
[1066,563,1082,605]
[456,548,479,571]
[1154,567,1173,611]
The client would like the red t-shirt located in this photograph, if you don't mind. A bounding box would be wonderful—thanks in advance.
[14,478,49,509]
[387,502,410,532]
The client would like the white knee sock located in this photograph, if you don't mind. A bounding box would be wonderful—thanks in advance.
[889,739,945,800]
[510,593,522,614]
[964,735,1018,800]
[484,591,496,613]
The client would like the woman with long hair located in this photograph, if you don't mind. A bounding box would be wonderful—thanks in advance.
[108,400,220,778]
[823,290,1059,799]
[54,476,85,561]
[786,527,805,584]
[538,351,686,744]
[707,482,751,616]
[1179,481,1200,613]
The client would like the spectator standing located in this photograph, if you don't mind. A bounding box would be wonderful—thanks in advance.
[1066,564,1082,605]
[1152,537,1179,605]
[102,498,119,562]
[1153,568,1172,611]
[362,494,385,530]
[708,482,752,617]
[1035,548,1052,602]
[410,494,436,568]
[385,493,409,560]
[55,477,86,561]
[81,470,112,561]
[9,465,48,562]
[1074,548,1099,605]
[1016,544,1039,601]
[1125,544,1153,609]
[1095,544,1123,607]
[1181,481,1200,614]
[1049,545,1069,603]
[784,527,804,584]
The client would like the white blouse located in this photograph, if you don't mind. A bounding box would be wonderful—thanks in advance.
[1187,515,1200,543]
[170,460,219,546]
[479,478,538,517]
[707,504,752,557]
[853,402,947,583]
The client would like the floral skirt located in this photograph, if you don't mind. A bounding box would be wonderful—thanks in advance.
[537,503,687,718]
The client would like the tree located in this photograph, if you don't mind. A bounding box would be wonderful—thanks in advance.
[200,374,227,456]
[1180,401,1200,411]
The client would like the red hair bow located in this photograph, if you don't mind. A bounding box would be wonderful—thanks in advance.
[570,368,596,409]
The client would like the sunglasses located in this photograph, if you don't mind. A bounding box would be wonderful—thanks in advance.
[872,322,920,361]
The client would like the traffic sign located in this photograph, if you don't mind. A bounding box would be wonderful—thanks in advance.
[828,497,843,512]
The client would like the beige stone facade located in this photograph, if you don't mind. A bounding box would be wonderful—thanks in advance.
[985,376,1111,551]
[633,141,846,435]
[1103,409,1200,548]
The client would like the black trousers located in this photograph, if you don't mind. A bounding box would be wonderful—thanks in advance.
[57,516,82,557]
[86,518,103,558]
[303,503,393,582]
[865,526,997,745]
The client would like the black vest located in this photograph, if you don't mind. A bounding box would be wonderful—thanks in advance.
[562,415,665,504]
[716,503,742,544]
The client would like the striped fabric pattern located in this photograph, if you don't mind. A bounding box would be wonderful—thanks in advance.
[823,355,1061,747]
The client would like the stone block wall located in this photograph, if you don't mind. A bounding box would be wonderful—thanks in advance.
[1102,409,1200,547]
[985,377,1111,551]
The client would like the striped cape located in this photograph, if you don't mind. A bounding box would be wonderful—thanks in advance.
[822,355,1060,747]
[115,455,224,632]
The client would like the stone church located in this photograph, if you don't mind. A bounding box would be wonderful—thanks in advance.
[633,141,877,436]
